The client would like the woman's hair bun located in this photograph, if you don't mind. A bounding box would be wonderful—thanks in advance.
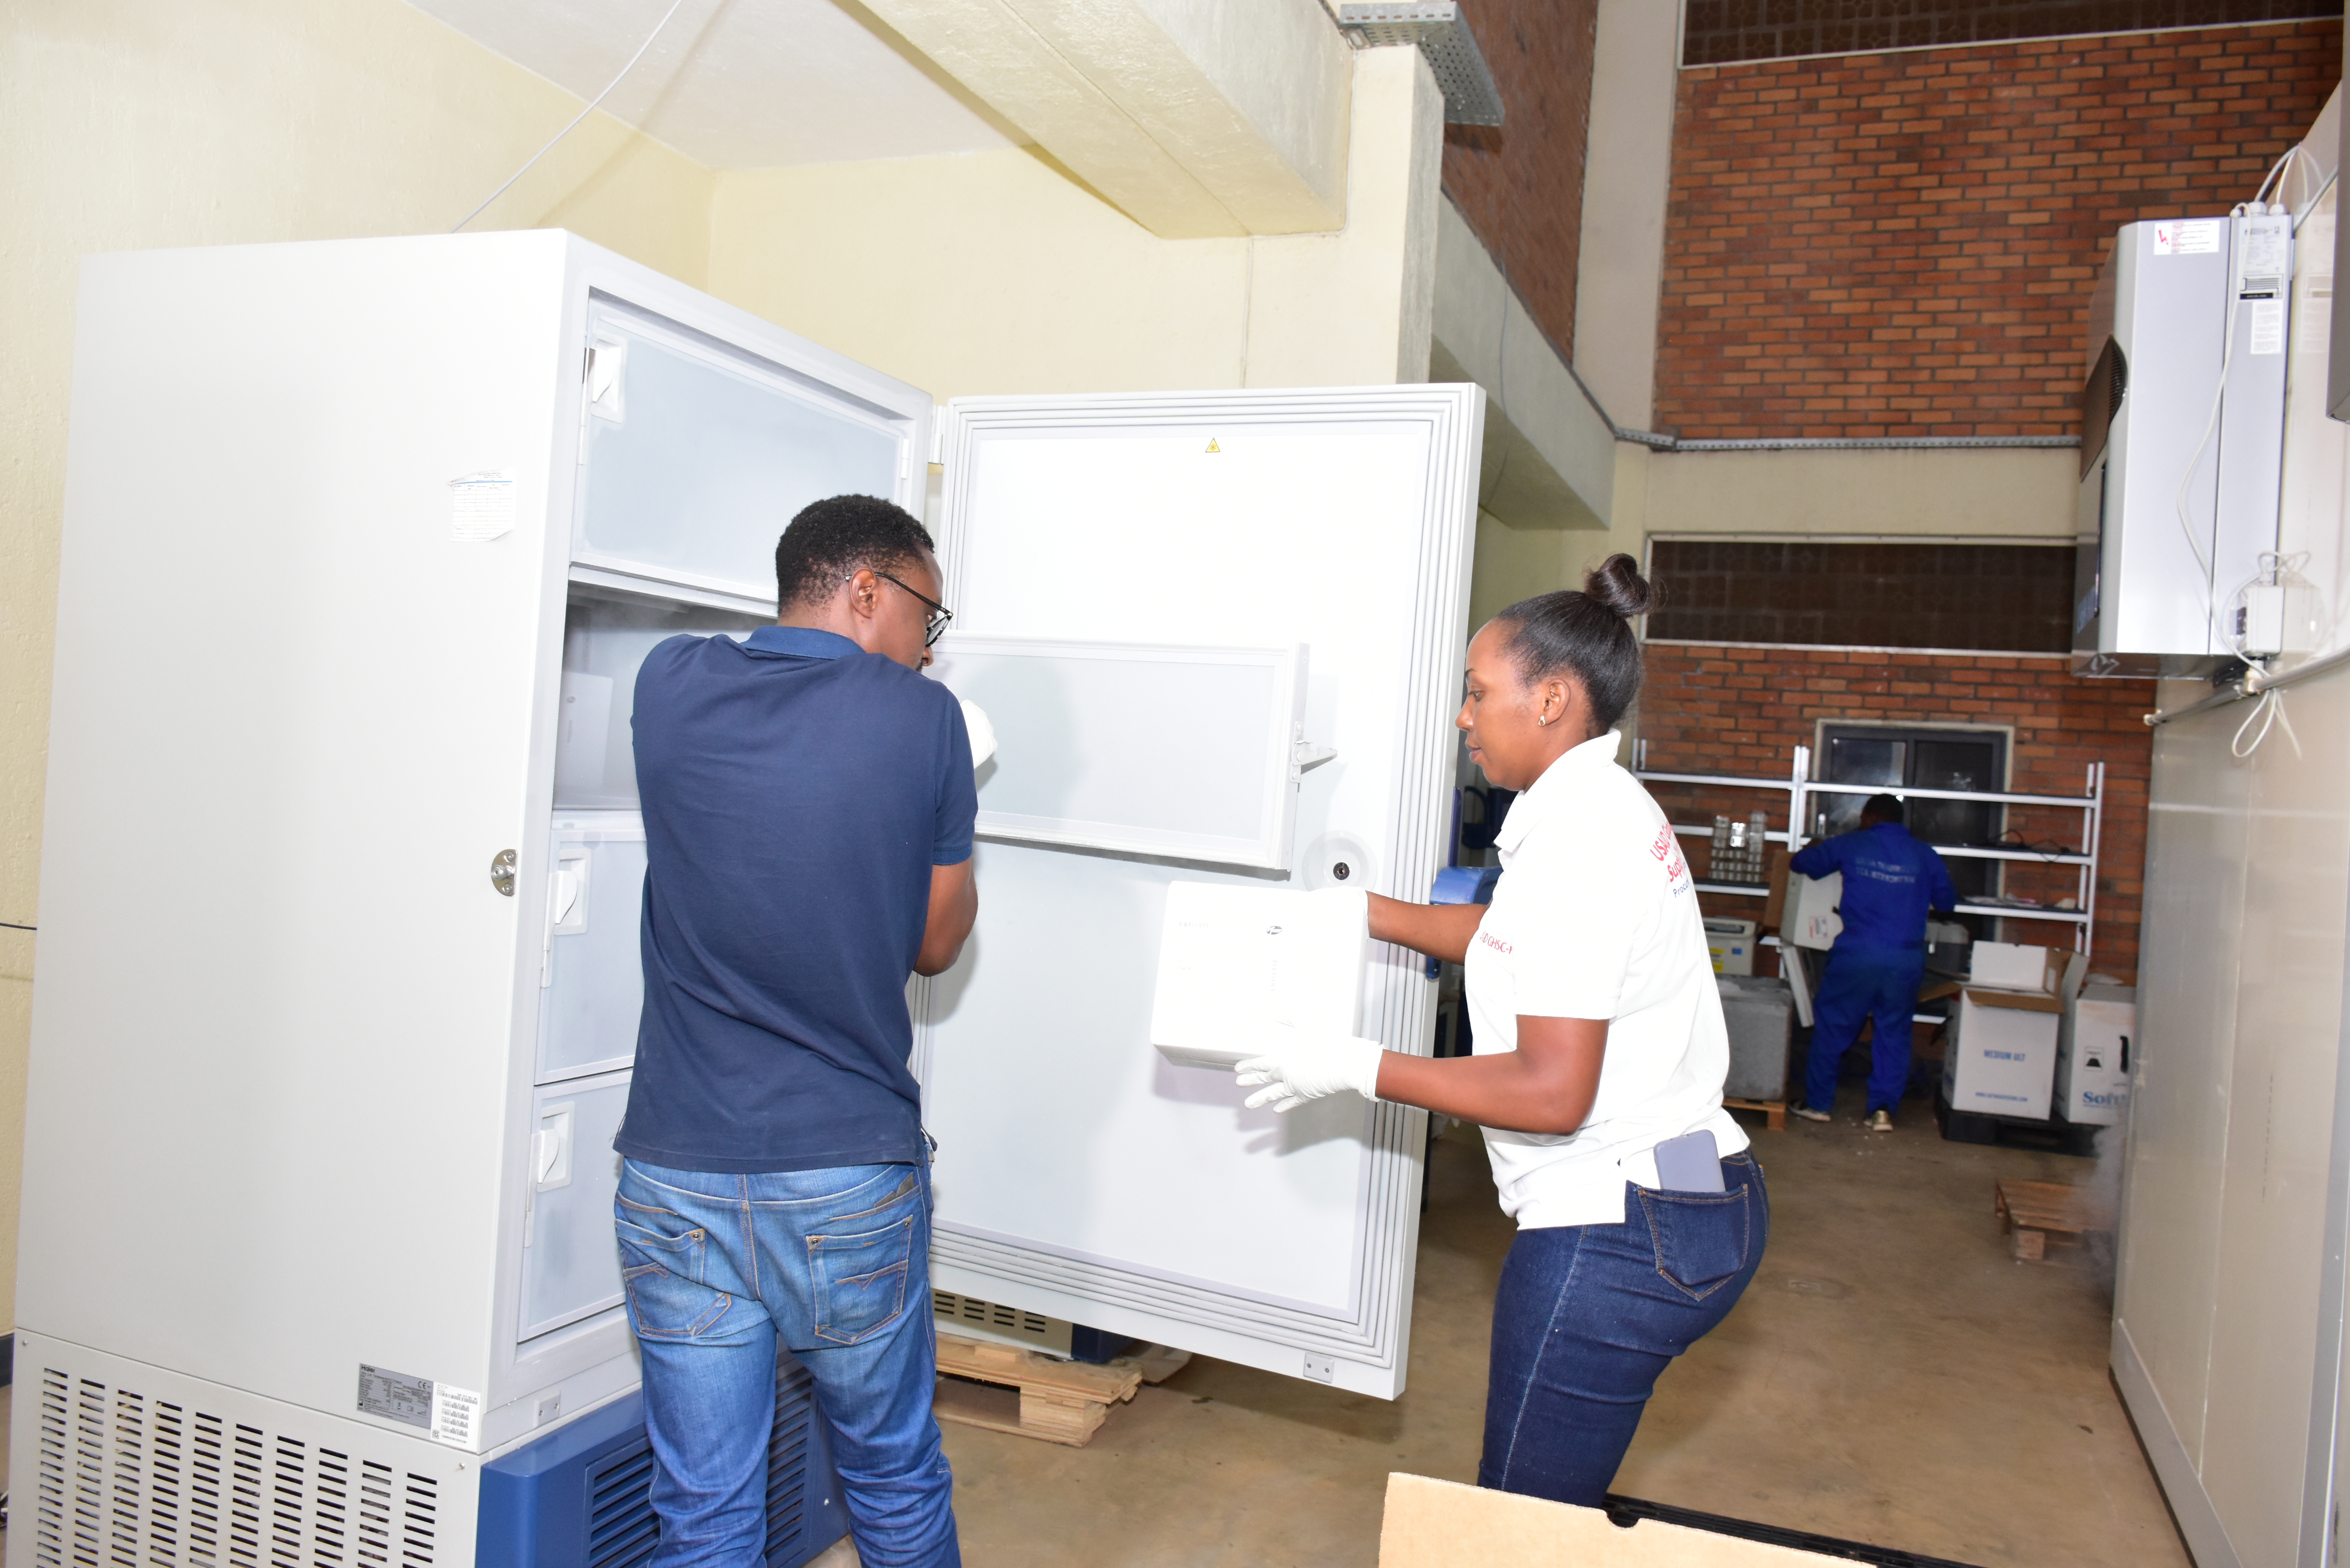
[1584,553,1654,619]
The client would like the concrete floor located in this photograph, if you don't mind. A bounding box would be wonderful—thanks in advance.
[936,1093,2191,1567]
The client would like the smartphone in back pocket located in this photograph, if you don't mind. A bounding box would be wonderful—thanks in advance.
[1653,1129,1725,1192]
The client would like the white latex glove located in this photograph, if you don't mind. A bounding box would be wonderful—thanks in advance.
[960,699,997,771]
[1234,1030,1386,1112]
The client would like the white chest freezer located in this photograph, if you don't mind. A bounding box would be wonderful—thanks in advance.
[16,230,1482,1568]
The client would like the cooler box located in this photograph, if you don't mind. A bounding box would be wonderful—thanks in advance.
[2056,982,2135,1125]
[1704,917,1758,976]
[1942,986,2061,1120]
[1717,975,1793,1102]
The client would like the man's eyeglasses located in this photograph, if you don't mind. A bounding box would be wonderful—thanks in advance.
[863,569,954,647]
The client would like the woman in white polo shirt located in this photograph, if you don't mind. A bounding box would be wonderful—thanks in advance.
[1235,554,1767,1506]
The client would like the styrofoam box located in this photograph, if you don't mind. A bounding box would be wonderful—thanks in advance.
[1703,916,1757,977]
[1716,975,1792,1101]
[1969,941,2060,993]
[1942,986,2062,1120]
[2056,983,2134,1126]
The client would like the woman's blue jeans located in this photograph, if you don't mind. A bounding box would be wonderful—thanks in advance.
[616,1159,959,1568]
[1479,1153,1769,1505]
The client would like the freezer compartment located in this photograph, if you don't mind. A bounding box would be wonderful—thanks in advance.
[519,1070,632,1345]
[575,299,906,602]
[539,816,650,1082]
[929,636,1311,871]
[556,584,766,809]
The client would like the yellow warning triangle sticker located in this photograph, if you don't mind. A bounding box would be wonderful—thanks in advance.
[1205,438,1220,453]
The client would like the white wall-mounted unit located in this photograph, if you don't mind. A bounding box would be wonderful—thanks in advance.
[18,230,1482,1568]
[2074,213,2294,676]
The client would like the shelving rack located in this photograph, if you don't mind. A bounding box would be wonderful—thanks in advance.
[1631,742,2107,956]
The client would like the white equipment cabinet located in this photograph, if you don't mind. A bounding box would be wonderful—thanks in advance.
[17,230,1482,1568]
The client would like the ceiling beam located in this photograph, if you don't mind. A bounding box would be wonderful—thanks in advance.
[861,0,1351,238]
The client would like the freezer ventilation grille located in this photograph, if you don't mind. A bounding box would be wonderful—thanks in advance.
[580,1357,824,1568]
[32,1369,439,1568]
[930,1291,1055,1345]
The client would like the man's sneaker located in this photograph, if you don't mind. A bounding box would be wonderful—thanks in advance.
[1791,1105,1831,1123]
[1868,1109,1894,1133]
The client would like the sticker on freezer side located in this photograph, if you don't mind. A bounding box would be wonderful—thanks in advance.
[431,1382,485,1449]
[2250,298,2286,354]
[357,1364,433,1429]
[448,470,516,541]
[2151,221,2221,256]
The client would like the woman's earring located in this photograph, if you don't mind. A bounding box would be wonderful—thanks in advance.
[1537,712,1549,727]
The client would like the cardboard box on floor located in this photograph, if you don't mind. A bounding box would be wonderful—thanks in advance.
[1380,1474,1848,1566]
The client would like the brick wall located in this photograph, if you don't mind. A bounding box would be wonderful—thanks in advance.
[1635,643,2155,983]
[1683,0,2339,67]
[1652,20,2341,441]
[1443,0,1602,362]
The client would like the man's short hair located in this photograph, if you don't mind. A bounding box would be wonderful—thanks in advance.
[1861,793,1905,825]
[775,495,936,610]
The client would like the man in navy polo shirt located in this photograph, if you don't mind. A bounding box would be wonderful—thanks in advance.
[614,494,978,1568]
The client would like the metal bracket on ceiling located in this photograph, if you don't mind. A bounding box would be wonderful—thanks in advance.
[1335,2,1505,127]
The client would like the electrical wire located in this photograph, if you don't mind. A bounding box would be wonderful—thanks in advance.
[0,921,32,932]
[450,0,689,234]
[2233,684,2303,759]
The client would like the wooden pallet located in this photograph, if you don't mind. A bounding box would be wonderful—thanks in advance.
[934,1332,1163,1446]
[1723,1097,1787,1131]
[1995,1179,2113,1262]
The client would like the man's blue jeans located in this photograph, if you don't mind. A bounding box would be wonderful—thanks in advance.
[1803,947,1926,1115]
[616,1159,959,1568]
[1479,1155,1768,1505]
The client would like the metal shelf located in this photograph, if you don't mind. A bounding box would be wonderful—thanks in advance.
[1635,744,2106,959]
[1956,903,2090,925]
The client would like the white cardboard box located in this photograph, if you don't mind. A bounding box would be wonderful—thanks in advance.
[1970,940,2061,993]
[2056,983,2135,1125]
[1943,985,2063,1119]
[1785,871,1843,950]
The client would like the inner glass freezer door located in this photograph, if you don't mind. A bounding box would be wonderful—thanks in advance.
[517,1070,632,1343]
[556,585,766,811]
[539,817,649,1083]
[574,299,906,603]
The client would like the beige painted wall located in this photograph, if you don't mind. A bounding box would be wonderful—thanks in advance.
[1620,443,2080,541]
[0,0,717,1332]
[704,44,1439,399]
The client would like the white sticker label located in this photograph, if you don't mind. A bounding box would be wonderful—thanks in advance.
[431,1383,484,1449]
[2152,220,2221,256]
[448,471,515,542]
[2250,298,2286,355]
[2243,223,2290,277]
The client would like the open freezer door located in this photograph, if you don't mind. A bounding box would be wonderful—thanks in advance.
[916,386,1484,1398]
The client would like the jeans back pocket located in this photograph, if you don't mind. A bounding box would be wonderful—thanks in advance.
[808,1215,916,1346]
[1638,1186,1753,1300]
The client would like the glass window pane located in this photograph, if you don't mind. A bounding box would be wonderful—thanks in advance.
[556,586,766,810]
[577,307,902,599]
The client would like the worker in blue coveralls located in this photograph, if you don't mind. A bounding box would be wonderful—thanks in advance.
[1787,793,1956,1134]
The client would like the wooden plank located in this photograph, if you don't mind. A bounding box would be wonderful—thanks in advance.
[932,1331,1144,1447]
[1724,1098,1787,1132]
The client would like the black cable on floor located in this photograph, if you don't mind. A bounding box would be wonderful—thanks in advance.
[1603,1494,1986,1568]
